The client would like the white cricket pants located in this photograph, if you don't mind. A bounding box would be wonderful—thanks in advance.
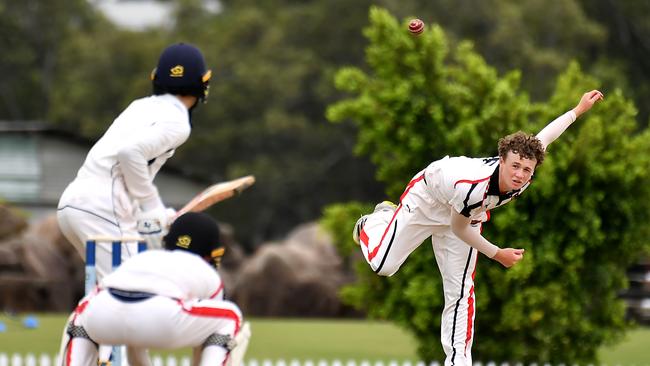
[359,173,479,366]
[57,176,141,281]
[62,290,242,366]
[57,206,140,281]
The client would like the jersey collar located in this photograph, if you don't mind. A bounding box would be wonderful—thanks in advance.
[487,163,521,200]
[161,93,193,128]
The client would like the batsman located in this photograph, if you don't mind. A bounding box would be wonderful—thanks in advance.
[57,42,212,279]
[353,90,604,366]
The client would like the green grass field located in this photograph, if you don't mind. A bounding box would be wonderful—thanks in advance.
[0,314,649,364]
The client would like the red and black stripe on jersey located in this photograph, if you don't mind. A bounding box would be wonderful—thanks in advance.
[456,176,491,217]
[454,158,527,219]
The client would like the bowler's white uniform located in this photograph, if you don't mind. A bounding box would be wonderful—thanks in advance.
[63,250,241,366]
[57,94,191,279]
[359,110,576,366]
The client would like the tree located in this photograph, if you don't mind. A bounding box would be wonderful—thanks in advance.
[0,0,99,120]
[48,29,167,136]
[578,0,650,123]
[323,7,650,363]
[158,0,388,245]
[427,0,606,102]
[36,0,386,247]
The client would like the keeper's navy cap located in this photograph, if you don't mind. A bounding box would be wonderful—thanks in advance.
[163,212,223,265]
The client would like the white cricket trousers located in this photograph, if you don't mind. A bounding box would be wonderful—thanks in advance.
[358,173,479,366]
[57,176,141,281]
[62,289,242,366]
[57,206,140,281]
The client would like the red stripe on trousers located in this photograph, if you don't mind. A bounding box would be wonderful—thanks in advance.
[400,174,425,202]
[66,340,73,366]
[368,174,425,261]
[465,257,478,354]
[465,285,475,353]
[367,206,401,261]
[209,282,224,299]
[66,312,83,366]
[73,288,97,316]
[181,303,242,334]
[66,291,97,366]
[360,229,369,248]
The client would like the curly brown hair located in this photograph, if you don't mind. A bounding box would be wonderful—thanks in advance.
[497,131,546,166]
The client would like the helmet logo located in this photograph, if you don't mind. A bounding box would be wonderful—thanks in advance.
[170,65,184,78]
[176,235,191,248]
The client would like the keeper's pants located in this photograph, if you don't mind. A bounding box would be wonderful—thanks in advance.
[60,289,242,366]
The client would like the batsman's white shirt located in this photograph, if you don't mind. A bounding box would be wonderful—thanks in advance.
[57,94,191,279]
[64,250,241,365]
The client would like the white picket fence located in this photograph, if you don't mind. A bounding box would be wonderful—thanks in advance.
[0,354,637,366]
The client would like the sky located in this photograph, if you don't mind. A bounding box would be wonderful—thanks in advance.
[91,0,221,30]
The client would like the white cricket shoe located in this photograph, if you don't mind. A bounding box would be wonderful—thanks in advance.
[352,215,369,245]
[352,201,397,245]
[374,200,397,213]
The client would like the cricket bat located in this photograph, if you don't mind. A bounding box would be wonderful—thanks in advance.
[174,175,255,219]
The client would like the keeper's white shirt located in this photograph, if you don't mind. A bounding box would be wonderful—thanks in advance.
[101,250,224,301]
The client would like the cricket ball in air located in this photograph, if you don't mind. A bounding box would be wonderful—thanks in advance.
[408,19,424,35]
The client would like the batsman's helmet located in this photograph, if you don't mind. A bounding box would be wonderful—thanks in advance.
[163,212,225,268]
[151,43,212,102]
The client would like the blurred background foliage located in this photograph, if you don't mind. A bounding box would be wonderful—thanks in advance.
[2,0,650,248]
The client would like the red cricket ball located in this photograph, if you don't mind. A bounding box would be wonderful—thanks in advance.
[408,19,424,35]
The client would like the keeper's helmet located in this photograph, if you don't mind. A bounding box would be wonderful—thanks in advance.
[163,212,225,268]
[151,43,212,102]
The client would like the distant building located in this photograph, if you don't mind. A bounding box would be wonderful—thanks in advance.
[0,121,206,222]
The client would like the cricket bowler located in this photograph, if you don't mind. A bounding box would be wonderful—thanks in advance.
[353,90,604,366]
